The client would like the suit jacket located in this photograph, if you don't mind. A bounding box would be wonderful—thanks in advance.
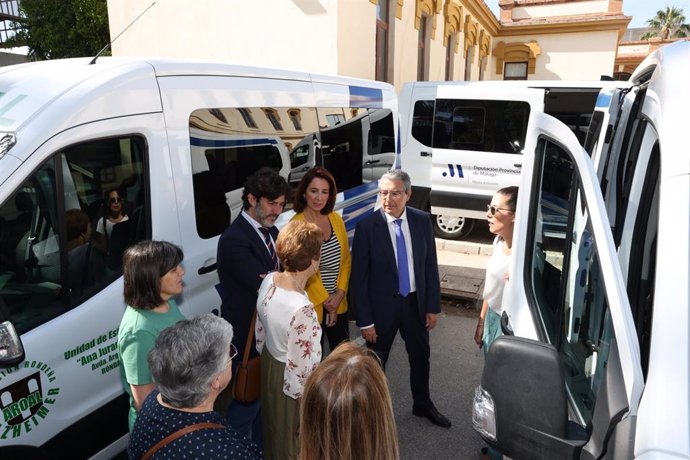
[217,214,279,359]
[351,207,441,331]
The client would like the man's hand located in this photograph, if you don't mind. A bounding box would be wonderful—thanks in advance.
[361,326,377,343]
[425,313,438,331]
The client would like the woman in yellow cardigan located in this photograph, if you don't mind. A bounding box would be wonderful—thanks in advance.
[291,167,351,350]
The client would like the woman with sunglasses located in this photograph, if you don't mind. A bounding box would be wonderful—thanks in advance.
[475,186,519,354]
[476,186,518,460]
[96,188,129,243]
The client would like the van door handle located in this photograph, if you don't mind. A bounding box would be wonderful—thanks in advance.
[421,151,432,157]
[514,163,522,168]
[198,263,217,275]
[365,160,380,165]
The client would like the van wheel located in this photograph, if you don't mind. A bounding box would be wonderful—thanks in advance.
[433,215,474,240]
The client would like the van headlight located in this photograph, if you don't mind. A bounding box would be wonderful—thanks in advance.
[472,386,496,441]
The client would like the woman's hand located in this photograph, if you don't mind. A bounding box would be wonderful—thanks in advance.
[323,289,345,314]
[474,321,484,348]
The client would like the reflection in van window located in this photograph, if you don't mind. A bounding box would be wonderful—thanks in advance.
[0,136,150,334]
[411,100,434,146]
[189,106,394,239]
[433,99,530,154]
[368,110,395,156]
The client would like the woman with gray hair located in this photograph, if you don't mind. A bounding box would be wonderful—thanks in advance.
[127,314,261,459]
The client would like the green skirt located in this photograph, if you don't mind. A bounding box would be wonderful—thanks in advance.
[482,308,503,356]
[261,348,299,460]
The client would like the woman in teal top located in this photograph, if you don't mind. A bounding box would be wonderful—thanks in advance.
[117,240,186,431]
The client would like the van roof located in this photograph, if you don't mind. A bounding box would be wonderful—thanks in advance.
[401,79,624,91]
[0,57,395,135]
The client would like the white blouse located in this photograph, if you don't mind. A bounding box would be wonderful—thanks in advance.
[482,238,511,314]
[255,272,322,399]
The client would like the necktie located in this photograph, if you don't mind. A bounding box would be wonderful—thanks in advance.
[394,219,410,297]
[259,227,278,270]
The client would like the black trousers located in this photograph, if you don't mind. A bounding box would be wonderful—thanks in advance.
[321,312,350,352]
[367,292,432,409]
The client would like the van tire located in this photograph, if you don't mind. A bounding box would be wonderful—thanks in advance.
[432,215,474,240]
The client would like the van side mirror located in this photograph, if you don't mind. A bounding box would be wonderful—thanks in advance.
[473,336,587,459]
[0,320,25,367]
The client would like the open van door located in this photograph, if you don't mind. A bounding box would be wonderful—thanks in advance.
[474,112,645,459]
[428,86,544,236]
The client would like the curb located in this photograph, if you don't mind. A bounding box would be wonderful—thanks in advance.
[435,238,493,256]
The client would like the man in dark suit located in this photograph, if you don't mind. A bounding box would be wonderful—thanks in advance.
[216,167,289,445]
[351,169,451,428]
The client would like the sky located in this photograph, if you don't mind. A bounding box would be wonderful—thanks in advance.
[485,0,690,28]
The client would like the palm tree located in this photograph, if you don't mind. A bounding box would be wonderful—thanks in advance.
[640,6,690,40]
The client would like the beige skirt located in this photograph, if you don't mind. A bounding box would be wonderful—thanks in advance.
[261,347,299,460]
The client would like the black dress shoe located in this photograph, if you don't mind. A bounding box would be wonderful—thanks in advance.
[412,405,451,428]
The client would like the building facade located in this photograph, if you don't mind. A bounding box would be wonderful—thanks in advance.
[107,0,630,89]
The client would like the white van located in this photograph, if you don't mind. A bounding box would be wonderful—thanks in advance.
[288,108,396,186]
[472,41,690,459]
[0,57,397,457]
[400,80,627,239]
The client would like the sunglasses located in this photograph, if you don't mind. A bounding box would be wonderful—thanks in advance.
[109,197,123,204]
[229,343,238,360]
[487,204,514,216]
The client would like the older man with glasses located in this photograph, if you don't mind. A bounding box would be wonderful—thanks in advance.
[351,169,451,429]
[127,314,261,459]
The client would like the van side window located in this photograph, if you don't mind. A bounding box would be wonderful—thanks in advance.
[0,136,150,334]
[190,105,394,239]
[433,99,529,154]
[527,137,615,425]
[411,100,434,146]
[627,142,659,378]
[368,110,395,156]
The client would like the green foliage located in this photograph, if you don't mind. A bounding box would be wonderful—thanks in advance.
[4,0,110,60]
[640,6,690,40]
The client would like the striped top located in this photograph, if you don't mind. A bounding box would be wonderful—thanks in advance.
[319,230,341,294]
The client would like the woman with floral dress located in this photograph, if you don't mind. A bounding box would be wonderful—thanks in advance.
[255,220,323,460]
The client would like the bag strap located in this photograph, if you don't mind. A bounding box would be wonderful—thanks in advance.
[241,309,257,366]
[141,422,225,460]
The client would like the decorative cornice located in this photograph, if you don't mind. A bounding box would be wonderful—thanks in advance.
[459,0,500,35]
[479,29,491,58]
[497,16,631,40]
[415,0,443,39]
[444,0,463,50]
[369,0,405,20]
[464,14,479,52]
[493,40,541,74]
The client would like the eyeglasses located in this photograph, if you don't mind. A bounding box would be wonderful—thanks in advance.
[229,343,238,360]
[379,190,404,199]
[109,197,123,204]
[487,204,514,216]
